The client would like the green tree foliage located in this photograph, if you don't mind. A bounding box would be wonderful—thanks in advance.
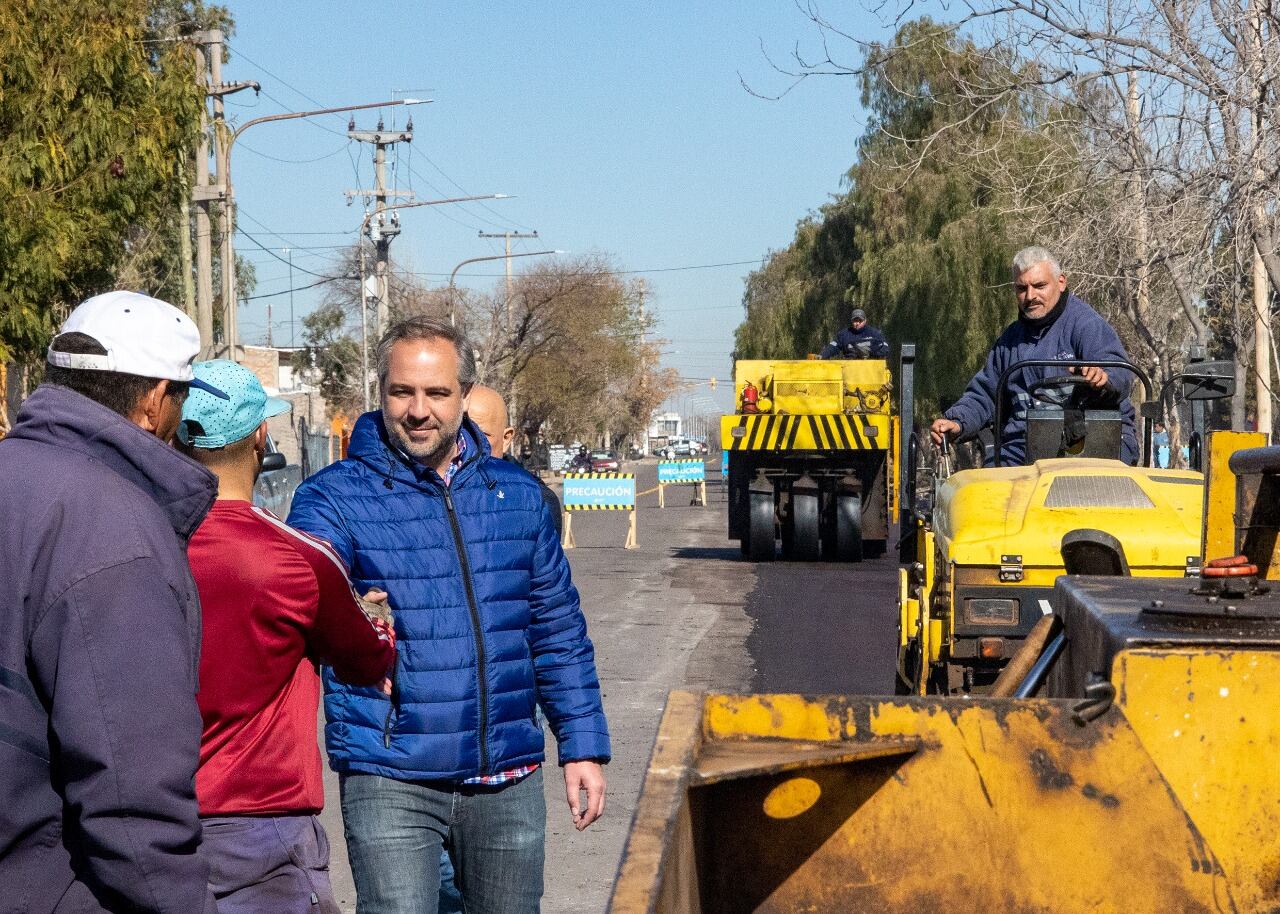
[736,19,1055,411]
[295,299,365,418]
[0,0,225,364]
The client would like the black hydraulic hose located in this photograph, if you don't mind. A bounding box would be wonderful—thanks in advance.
[1013,629,1066,698]
[992,359,1152,467]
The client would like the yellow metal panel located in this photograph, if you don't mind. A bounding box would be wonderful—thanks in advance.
[887,415,900,515]
[767,361,845,414]
[1115,648,1280,913]
[1203,430,1266,561]
[926,618,944,666]
[704,694,857,742]
[838,359,892,390]
[935,458,1203,572]
[897,568,913,643]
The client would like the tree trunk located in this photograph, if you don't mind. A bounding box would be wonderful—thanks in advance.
[1233,348,1249,430]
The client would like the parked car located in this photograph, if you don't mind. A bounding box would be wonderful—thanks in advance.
[590,449,620,472]
[253,434,302,517]
[661,436,699,459]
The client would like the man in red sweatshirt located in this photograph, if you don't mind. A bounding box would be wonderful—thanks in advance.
[179,360,396,914]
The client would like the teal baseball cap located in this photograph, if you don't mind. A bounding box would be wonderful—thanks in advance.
[178,360,290,448]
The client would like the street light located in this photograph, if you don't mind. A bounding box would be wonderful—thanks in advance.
[447,250,565,327]
[218,97,430,360]
[356,194,512,411]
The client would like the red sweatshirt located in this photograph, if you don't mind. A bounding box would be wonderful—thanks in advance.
[189,500,394,816]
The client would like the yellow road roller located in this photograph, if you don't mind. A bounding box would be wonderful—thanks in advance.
[897,357,1236,694]
[723,347,914,562]
[610,433,1280,913]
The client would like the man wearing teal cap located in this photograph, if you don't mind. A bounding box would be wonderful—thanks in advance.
[180,361,397,914]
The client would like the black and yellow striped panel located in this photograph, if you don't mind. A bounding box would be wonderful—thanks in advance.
[562,472,636,479]
[721,413,890,452]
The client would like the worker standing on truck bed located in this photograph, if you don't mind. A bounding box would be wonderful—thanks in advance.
[930,245,1137,466]
[821,306,891,359]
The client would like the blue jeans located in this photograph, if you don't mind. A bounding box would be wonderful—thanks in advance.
[340,768,545,914]
[201,813,341,914]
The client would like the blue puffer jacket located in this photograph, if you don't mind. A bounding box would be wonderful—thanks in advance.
[287,413,609,780]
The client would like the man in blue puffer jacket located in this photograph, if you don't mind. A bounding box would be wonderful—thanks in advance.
[930,246,1138,466]
[289,316,609,914]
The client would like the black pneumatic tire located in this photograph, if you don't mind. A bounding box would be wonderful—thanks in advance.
[747,490,776,562]
[785,490,821,561]
[833,492,864,562]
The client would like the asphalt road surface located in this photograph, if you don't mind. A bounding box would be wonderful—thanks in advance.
[319,456,901,912]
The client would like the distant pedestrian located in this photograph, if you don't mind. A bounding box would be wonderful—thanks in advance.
[179,361,396,914]
[0,291,229,913]
[1152,420,1170,469]
[289,316,610,914]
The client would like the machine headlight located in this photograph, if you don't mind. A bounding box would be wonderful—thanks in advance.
[964,597,1020,625]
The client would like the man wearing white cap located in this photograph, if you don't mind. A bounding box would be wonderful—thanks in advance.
[0,291,225,913]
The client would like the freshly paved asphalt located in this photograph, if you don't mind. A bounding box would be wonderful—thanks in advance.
[319,457,901,912]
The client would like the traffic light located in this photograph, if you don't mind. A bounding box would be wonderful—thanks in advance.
[709,377,717,390]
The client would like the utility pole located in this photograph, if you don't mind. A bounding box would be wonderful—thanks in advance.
[191,32,220,356]
[346,117,414,338]
[177,158,196,318]
[477,230,539,325]
[191,29,256,359]
[286,247,295,348]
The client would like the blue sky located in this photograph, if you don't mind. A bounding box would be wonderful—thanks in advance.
[224,3,902,414]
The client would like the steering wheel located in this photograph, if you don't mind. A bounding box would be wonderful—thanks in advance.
[1029,373,1093,407]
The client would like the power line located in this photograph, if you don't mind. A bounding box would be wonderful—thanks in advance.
[238,230,345,279]
[243,277,337,301]
[224,41,331,112]
[238,141,350,165]
[409,258,761,280]
[409,148,537,232]
[236,239,350,253]
[236,228,359,235]
[237,207,355,256]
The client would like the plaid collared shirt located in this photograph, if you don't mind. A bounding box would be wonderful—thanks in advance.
[443,433,541,788]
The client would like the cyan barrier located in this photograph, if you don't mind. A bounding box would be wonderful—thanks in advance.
[657,459,706,483]
[560,472,638,549]
[562,473,636,510]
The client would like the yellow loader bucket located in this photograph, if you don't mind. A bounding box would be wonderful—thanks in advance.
[611,670,1280,913]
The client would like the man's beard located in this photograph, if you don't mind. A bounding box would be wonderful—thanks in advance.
[386,413,461,466]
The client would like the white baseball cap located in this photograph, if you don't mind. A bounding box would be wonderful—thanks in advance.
[48,291,228,399]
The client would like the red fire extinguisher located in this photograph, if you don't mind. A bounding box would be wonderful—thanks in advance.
[741,380,760,414]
